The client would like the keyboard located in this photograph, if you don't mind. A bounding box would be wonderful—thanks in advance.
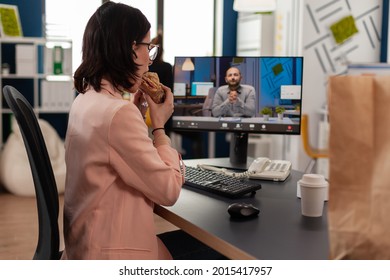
[184,166,262,198]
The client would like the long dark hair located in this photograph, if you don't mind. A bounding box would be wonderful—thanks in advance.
[74,2,151,93]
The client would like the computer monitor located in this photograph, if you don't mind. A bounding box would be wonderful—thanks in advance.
[191,82,214,96]
[172,56,304,168]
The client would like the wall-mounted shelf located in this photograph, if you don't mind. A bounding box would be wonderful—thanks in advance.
[0,37,73,147]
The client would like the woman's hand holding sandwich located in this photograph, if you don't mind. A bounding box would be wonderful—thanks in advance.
[144,84,174,130]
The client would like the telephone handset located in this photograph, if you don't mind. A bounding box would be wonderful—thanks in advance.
[197,157,292,182]
[248,157,272,173]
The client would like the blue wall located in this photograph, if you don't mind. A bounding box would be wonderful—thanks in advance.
[0,0,43,37]
[222,0,238,56]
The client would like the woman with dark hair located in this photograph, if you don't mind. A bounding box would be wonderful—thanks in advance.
[61,2,184,260]
[148,34,174,134]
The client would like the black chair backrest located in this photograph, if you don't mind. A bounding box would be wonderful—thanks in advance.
[2,85,60,260]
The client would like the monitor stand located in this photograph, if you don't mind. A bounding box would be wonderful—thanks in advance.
[203,132,254,171]
[229,132,248,167]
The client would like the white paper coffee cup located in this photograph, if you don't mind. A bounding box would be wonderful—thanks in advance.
[298,174,328,217]
[297,174,328,201]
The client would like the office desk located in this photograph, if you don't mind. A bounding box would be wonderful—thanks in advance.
[154,158,329,260]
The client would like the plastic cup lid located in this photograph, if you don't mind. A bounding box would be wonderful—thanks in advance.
[300,173,327,186]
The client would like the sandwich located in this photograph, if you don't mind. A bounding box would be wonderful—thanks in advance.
[140,72,165,104]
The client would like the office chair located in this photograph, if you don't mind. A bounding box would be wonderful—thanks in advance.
[2,85,61,260]
[190,87,217,116]
[301,114,329,173]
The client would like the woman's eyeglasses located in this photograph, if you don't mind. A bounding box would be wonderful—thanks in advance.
[136,42,159,61]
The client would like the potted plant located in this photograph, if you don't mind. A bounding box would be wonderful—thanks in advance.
[260,107,272,121]
[275,106,285,120]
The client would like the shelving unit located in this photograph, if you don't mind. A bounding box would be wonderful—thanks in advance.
[0,37,73,147]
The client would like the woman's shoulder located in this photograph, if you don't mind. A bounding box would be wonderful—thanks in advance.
[76,90,136,117]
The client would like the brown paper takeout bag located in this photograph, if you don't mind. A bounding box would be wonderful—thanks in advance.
[328,75,390,259]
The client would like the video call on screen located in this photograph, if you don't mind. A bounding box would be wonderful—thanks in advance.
[172,56,304,135]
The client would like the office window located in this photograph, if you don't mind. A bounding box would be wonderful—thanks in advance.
[46,0,157,73]
[46,0,214,70]
[45,0,101,73]
[164,0,214,65]
[119,0,158,38]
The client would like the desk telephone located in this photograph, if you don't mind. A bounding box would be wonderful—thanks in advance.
[198,157,292,182]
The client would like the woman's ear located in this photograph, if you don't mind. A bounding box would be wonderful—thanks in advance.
[132,41,138,58]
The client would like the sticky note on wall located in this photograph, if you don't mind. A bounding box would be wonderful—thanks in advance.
[0,5,23,37]
[330,15,358,44]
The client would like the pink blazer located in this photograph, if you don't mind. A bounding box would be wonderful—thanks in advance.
[61,81,183,259]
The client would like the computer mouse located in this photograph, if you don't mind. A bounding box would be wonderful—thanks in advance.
[227,203,260,219]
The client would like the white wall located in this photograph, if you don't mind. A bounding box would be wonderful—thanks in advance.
[164,0,214,65]
[275,0,383,173]
[45,0,102,73]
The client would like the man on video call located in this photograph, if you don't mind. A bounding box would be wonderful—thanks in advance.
[211,67,256,117]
